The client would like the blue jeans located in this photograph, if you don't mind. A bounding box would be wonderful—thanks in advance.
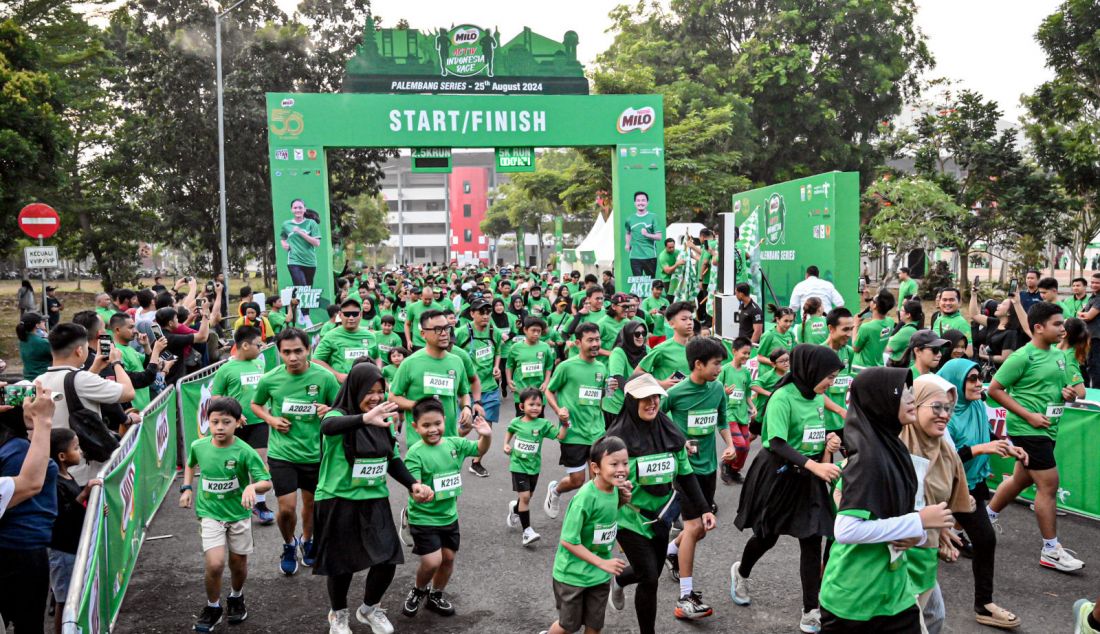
[287,264,315,287]
[481,388,501,424]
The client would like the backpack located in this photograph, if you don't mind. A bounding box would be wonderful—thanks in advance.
[463,323,498,357]
[64,370,121,462]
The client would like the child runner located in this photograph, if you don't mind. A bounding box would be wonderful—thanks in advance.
[505,388,569,546]
[719,337,755,484]
[539,436,631,634]
[663,336,734,620]
[401,397,492,619]
[373,315,403,365]
[506,317,553,404]
[381,346,407,392]
[749,348,790,433]
[798,297,828,345]
[755,306,796,373]
[48,429,101,634]
[179,397,272,632]
[852,291,897,368]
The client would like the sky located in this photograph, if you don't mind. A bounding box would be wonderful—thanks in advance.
[272,0,1058,122]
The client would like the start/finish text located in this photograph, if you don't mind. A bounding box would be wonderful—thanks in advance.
[388,109,547,134]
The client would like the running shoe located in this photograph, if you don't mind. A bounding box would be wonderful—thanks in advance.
[426,590,456,616]
[609,578,625,611]
[300,537,316,567]
[720,462,734,485]
[194,605,224,632]
[522,527,541,547]
[730,470,744,484]
[955,529,974,559]
[356,604,395,634]
[328,608,352,634]
[399,507,412,549]
[506,500,520,529]
[665,551,681,581]
[1074,599,1098,634]
[544,480,561,519]
[252,501,275,525]
[402,586,428,617]
[800,607,822,633]
[226,594,247,625]
[468,460,489,478]
[674,591,714,620]
[710,501,719,516]
[730,561,751,606]
[280,538,299,576]
[1041,544,1084,572]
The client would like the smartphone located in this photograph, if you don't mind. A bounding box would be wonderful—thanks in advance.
[97,333,112,357]
[205,281,214,293]
[3,385,34,407]
[159,351,177,362]
[150,323,164,340]
[973,276,980,289]
[671,371,687,381]
[1009,278,1018,295]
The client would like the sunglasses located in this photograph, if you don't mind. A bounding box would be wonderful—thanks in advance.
[475,308,491,314]
[965,374,983,384]
[633,330,648,338]
[341,311,361,318]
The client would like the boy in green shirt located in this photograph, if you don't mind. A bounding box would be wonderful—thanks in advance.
[506,317,553,402]
[641,280,671,344]
[639,301,695,389]
[401,398,492,619]
[179,398,272,632]
[852,291,896,368]
[373,315,403,364]
[719,337,755,483]
[504,388,568,547]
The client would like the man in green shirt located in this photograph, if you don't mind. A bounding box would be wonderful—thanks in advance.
[404,286,437,351]
[639,301,695,389]
[453,298,503,478]
[108,312,166,412]
[1061,277,1089,318]
[313,298,377,382]
[564,270,583,298]
[930,288,972,352]
[852,292,896,368]
[656,238,685,297]
[250,328,340,575]
[897,267,918,304]
[988,301,1085,572]
[624,191,663,277]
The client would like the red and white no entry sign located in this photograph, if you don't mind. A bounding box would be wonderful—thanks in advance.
[18,203,60,239]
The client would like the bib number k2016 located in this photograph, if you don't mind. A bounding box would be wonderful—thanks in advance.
[521,362,542,377]
[433,472,462,499]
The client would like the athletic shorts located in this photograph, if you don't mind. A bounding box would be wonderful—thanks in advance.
[409,521,460,556]
[235,423,269,449]
[200,517,254,555]
[680,471,717,520]
[1008,435,1057,471]
[481,388,501,424]
[558,443,591,472]
[47,549,76,599]
[553,578,611,631]
[511,472,540,493]
[268,458,319,496]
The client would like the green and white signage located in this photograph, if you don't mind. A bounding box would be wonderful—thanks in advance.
[495,147,535,172]
[411,147,452,173]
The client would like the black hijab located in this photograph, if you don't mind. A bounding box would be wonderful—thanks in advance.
[840,367,917,520]
[491,298,510,329]
[613,320,649,369]
[329,360,394,463]
[763,345,845,419]
[604,378,686,498]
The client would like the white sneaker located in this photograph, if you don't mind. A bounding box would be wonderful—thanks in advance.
[544,480,561,519]
[328,608,352,634]
[399,506,412,549]
[355,604,394,634]
[730,561,751,606]
[506,500,520,529]
[800,608,822,633]
[609,577,625,611]
[522,527,541,546]
[1041,544,1084,572]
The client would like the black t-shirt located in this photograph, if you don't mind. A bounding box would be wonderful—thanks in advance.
[738,301,763,340]
[51,475,85,553]
[987,328,1019,362]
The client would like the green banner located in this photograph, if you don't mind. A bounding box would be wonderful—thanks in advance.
[612,143,667,297]
[178,373,217,450]
[554,216,563,253]
[72,493,108,634]
[496,147,535,172]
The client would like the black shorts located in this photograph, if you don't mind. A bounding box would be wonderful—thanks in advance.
[680,471,717,520]
[234,423,269,449]
[409,521,460,556]
[1008,435,1057,471]
[268,458,319,496]
[558,442,591,470]
[511,472,540,493]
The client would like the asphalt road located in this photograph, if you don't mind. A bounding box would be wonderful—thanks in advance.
[115,398,1097,633]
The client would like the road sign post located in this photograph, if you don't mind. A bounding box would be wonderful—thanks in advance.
[19,204,61,317]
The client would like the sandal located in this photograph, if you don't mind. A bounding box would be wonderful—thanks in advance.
[975,604,1021,629]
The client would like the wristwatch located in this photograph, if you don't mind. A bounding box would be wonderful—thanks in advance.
[179,484,193,493]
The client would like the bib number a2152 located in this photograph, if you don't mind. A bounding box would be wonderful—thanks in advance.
[636,453,675,485]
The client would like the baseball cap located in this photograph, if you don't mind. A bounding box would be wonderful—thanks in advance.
[45,286,56,292]
[611,292,630,305]
[910,330,949,350]
[624,374,667,399]
[469,298,491,312]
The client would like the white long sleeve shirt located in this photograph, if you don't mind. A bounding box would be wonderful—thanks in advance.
[788,276,845,312]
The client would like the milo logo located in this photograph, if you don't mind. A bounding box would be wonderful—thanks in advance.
[120,460,137,538]
[617,107,656,133]
[155,409,170,464]
[438,25,496,77]
[452,27,479,44]
[765,193,785,245]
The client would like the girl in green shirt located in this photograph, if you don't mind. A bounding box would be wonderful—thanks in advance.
[797,297,828,346]
[749,348,789,428]
[755,307,796,374]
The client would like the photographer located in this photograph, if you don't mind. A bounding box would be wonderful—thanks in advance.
[154,299,220,385]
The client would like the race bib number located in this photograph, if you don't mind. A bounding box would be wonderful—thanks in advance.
[686,409,718,436]
[728,389,744,400]
[1046,404,1065,419]
[378,344,392,355]
[282,399,315,416]
[432,472,463,500]
[831,375,852,391]
[513,438,540,454]
[474,345,493,362]
[344,348,371,360]
[520,362,543,378]
[637,453,676,485]
[592,522,618,548]
[202,477,240,496]
[424,373,455,396]
[240,373,261,387]
[578,386,602,405]
[351,458,387,487]
[801,425,826,450]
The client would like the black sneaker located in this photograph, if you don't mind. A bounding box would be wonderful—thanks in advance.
[720,463,734,485]
[402,586,429,617]
[468,460,489,478]
[194,605,224,632]
[666,552,681,581]
[426,590,456,616]
[710,501,719,516]
[226,594,247,625]
[730,470,744,484]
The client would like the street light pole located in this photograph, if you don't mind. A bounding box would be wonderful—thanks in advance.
[215,0,246,286]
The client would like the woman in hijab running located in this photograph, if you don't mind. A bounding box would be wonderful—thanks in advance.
[601,320,649,425]
[818,367,956,633]
[604,373,714,634]
[938,358,1024,629]
[902,374,974,634]
[731,344,846,633]
[312,360,434,634]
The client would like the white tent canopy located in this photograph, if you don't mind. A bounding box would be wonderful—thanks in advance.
[565,218,709,275]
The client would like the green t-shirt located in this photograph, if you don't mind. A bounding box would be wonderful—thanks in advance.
[598,315,627,351]
[506,416,559,475]
[389,349,471,440]
[762,383,826,456]
[819,508,917,621]
[618,447,692,539]
[280,218,321,268]
[641,296,670,337]
[404,300,436,348]
[187,436,269,522]
[601,347,636,416]
[853,317,896,368]
[117,343,151,411]
[656,249,680,285]
[552,480,620,588]
[993,343,1071,440]
[267,310,287,335]
[547,356,608,445]
[1061,295,1087,319]
[931,312,971,341]
[315,411,400,502]
[886,323,919,363]
[381,363,399,387]
[527,296,552,317]
[314,327,377,375]
[373,331,402,364]
[405,436,480,527]
[797,316,829,345]
[210,357,267,425]
[751,369,783,412]
[252,363,340,464]
[638,339,688,381]
[907,546,939,594]
[824,345,854,431]
[897,278,918,302]
[319,320,339,339]
[506,340,553,401]
[719,364,752,425]
[757,328,795,360]
[454,323,502,392]
[662,378,729,474]
[624,212,660,260]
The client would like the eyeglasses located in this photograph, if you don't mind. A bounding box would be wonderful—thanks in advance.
[422,326,450,335]
[341,311,361,318]
[965,375,983,384]
[921,402,953,415]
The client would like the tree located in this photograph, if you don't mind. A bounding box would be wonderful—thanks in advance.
[863,175,966,265]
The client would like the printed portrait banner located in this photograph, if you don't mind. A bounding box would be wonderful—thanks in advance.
[612,143,667,297]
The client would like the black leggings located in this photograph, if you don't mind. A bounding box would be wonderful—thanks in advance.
[615,522,671,634]
[325,564,397,611]
[821,605,920,633]
[953,482,996,610]
[0,546,49,634]
[740,534,823,612]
